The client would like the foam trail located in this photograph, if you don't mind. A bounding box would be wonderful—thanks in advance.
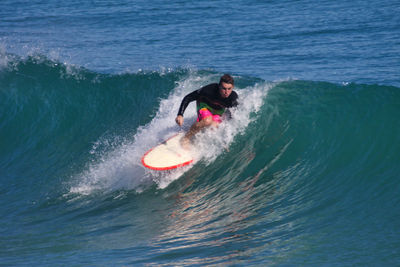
[69,73,271,194]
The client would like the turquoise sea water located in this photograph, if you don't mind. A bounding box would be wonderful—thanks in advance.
[1,0,400,266]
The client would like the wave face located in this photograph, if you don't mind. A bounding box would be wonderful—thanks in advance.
[1,57,400,266]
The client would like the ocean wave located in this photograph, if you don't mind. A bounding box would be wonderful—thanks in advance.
[1,56,399,199]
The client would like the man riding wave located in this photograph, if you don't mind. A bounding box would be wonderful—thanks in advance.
[175,74,238,147]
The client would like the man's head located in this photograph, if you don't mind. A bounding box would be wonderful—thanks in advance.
[219,74,234,98]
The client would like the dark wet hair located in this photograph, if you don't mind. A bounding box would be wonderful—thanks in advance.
[219,74,234,86]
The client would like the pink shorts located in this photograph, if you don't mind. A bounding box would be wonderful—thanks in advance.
[197,108,222,123]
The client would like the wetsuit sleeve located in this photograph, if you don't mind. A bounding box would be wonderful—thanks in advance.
[232,96,239,107]
[177,90,200,116]
[224,93,239,119]
[230,91,239,108]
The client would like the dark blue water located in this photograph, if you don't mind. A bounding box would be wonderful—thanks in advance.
[1,0,400,266]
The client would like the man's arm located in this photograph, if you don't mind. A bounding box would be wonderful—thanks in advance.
[177,90,199,116]
[231,91,239,108]
[224,92,239,120]
[175,90,200,126]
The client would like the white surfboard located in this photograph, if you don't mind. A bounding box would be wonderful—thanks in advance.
[141,132,194,171]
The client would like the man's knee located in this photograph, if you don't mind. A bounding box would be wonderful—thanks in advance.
[201,116,213,126]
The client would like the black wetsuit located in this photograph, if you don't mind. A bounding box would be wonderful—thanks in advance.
[177,83,239,117]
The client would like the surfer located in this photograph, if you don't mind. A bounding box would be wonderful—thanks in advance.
[175,74,238,148]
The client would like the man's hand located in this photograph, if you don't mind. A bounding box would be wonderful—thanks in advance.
[175,115,184,126]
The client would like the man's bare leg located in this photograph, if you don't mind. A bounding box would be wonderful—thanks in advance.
[180,116,217,149]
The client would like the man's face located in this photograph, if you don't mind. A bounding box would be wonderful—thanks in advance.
[219,82,234,98]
